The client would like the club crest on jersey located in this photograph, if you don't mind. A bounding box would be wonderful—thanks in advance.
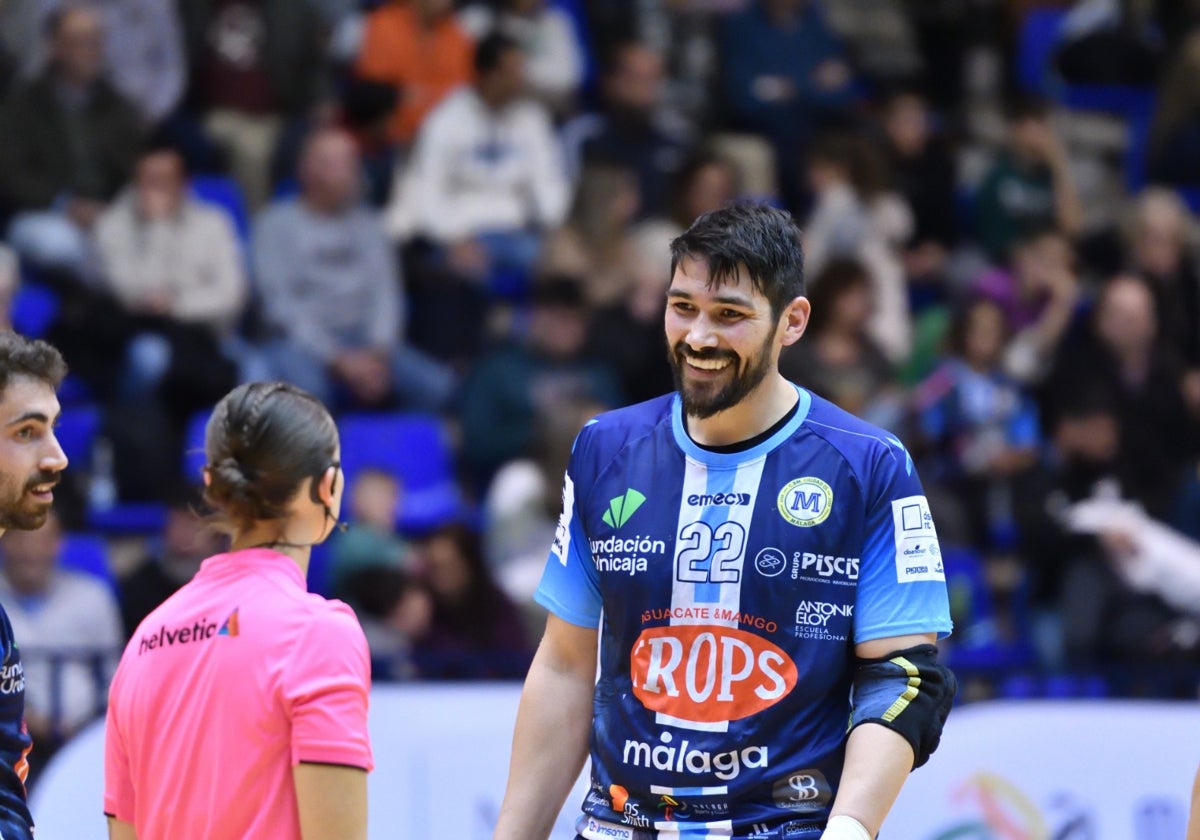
[777,477,833,527]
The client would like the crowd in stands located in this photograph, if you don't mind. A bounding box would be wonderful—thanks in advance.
[2,0,1200,780]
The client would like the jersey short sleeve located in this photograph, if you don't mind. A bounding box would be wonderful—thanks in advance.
[535,426,602,628]
[281,604,374,771]
[854,439,953,644]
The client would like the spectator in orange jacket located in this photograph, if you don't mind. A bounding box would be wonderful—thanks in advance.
[354,0,474,147]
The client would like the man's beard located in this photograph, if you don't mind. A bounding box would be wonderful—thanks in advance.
[668,330,776,420]
[0,471,60,531]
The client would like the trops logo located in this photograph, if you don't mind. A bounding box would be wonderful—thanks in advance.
[603,489,646,529]
[630,625,797,725]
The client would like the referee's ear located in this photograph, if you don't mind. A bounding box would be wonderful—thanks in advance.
[778,295,811,347]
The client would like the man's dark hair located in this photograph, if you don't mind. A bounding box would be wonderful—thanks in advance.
[669,202,806,318]
[1005,92,1050,123]
[0,331,68,397]
[475,31,520,76]
[203,381,338,531]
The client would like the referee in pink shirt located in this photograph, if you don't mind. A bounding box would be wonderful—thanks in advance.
[104,382,373,839]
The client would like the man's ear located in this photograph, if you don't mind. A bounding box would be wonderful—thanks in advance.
[779,295,811,347]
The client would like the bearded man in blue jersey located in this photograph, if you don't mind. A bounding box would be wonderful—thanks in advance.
[494,203,956,840]
[0,331,70,840]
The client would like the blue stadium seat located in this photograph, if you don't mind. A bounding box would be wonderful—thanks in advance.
[11,282,59,339]
[1016,7,1068,95]
[941,546,1037,672]
[55,403,100,470]
[337,412,463,534]
[190,175,250,243]
[58,533,113,588]
[182,408,213,484]
[86,503,167,535]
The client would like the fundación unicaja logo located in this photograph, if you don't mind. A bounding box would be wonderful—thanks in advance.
[602,489,646,529]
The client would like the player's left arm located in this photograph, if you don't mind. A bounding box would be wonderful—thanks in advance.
[821,632,946,839]
[825,438,958,839]
[107,817,137,839]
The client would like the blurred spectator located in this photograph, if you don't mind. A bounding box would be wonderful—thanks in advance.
[178,0,328,209]
[354,0,474,149]
[780,258,899,429]
[823,0,923,90]
[117,486,223,638]
[632,149,741,248]
[973,96,1084,263]
[563,41,691,219]
[803,133,913,364]
[458,0,584,116]
[343,565,432,681]
[1150,30,1200,185]
[0,247,18,332]
[328,468,412,602]
[0,0,186,127]
[972,228,1082,384]
[1121,188,1200,416]
[459,277,621,489]
[94,142,248,404]
[881,88,959,300]
[413,522,533,679]
[0,5,143,277]
[538,162,641,308]
[1054,0,1161,87]
[386,33,569,290]
[716,0,855,209]
[1042,273,1197,516]
[914,296,1041,549]
[585,228,675,406]
[484,396,601,603]
[254,126,455,411]
[0,512,121,774]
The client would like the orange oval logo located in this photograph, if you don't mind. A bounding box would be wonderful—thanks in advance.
[630,625,797,724]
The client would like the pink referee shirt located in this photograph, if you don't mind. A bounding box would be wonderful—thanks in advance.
[104,548,373,839]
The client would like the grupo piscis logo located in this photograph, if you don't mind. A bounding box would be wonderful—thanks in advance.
[777,477,833,527]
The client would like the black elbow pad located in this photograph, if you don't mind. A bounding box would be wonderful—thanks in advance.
[850,643,957,768]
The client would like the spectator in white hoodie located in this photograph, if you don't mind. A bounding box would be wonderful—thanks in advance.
[385,32,570,294]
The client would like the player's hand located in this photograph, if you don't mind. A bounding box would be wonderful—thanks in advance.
[446,239,489,278]
[331,351,391,405]
[65,197,105,229]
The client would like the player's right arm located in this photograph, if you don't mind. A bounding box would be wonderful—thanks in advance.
[493,614,597,840]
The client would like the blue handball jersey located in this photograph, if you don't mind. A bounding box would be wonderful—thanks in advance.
[536,386,952,840]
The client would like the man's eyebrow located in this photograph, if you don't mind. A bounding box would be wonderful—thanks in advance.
[5,411,51,428]
[666,289,755,308]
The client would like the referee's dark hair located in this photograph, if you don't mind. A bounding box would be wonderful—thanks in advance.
[203,382,338,532]
[0,331,67,399]
[669,202,806,319]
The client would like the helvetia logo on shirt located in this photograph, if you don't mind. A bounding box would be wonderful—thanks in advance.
[602,489,646,529]
[777,477,833,527]
[138,607,240,655]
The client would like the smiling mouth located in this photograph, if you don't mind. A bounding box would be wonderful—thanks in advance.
[684,356,733,371]
[28,482,58,499]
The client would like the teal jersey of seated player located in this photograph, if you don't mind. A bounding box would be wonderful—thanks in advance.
[536,386,953,840]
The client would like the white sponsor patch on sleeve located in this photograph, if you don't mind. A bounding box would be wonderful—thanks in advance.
[550,472,575,565]
[891,495,945,583]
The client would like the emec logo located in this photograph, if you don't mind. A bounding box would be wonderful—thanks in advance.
[777,477,833,527]
[603,489,646,529]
